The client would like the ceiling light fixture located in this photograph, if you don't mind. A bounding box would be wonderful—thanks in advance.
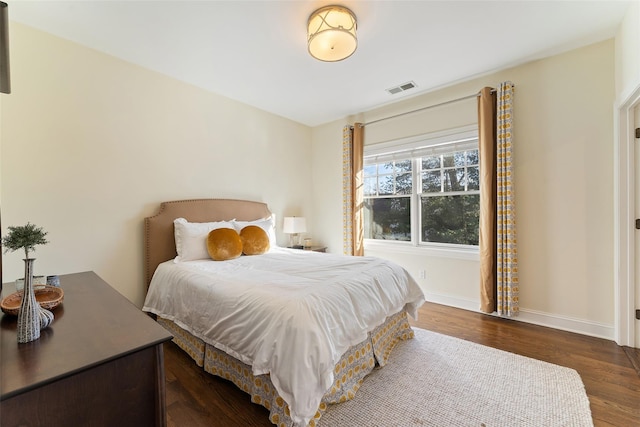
[307,5,357,62]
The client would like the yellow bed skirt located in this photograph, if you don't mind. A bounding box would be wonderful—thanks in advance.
[158,310,414,427]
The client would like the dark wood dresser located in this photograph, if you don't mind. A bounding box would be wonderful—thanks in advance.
[0,271,172,427]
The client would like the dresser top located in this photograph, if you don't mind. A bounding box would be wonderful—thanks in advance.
[1,271,172,400]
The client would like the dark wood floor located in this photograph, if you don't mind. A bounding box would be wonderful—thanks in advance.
[164,301,640,427]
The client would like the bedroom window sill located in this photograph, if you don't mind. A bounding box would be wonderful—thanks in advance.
[364,240,479,261]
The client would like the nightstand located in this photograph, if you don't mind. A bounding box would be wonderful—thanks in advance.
[304,246,327,253]
[288,246,327,253]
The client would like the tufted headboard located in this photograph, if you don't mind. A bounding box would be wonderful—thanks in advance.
[144,198,272,288]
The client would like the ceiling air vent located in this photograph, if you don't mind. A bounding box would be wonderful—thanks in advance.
[386,81,417,95]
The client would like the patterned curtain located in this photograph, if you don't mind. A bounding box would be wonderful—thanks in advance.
[478,82,519,316]
[342,123,364,256]
[496,82,518,316]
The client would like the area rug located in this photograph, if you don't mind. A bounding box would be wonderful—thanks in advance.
[319,328,593,427]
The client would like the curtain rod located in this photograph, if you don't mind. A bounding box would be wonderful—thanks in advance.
[362,88,500,127]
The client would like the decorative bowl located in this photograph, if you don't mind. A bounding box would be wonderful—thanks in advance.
[0,285,64,316]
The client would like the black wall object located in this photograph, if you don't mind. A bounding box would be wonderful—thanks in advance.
[0,1,8,290]
[0,1,9,94]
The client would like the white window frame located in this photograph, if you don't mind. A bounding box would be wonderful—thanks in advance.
[363,126,480,260]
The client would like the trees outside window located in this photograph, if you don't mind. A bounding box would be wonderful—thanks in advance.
[364,144,479,247]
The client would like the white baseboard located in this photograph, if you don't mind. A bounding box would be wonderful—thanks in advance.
[423,292,615,341]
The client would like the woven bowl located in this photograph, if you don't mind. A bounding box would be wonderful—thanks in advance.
[1,285,64,316]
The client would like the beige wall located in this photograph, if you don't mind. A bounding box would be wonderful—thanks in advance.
[310,119,346,253]
[312,40,616,337]
[615,1,640,101]
[0,23,312,306]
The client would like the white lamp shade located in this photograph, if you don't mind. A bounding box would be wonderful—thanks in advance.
[283,217,307,234]
[307,5,357,62]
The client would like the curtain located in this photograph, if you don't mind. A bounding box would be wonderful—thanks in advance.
[496,82,518,316]
[478,82,519,316]
[478,88,497,313]
[342,123,364,256]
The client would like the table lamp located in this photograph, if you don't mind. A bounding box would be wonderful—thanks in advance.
[283,217,306,249]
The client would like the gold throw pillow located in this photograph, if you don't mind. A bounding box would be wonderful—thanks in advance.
[240,225,270,255]
[207,228,243,261]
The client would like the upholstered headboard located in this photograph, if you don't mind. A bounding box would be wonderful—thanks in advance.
[144,198,272,288]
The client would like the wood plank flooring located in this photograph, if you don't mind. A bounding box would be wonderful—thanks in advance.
[164,301,640,427]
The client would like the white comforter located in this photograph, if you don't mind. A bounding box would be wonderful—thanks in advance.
[143,247,425,426]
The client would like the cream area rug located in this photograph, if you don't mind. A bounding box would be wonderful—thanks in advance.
[319,328,593,427]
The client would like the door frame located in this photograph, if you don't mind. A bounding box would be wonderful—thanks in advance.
[615,83,640,347]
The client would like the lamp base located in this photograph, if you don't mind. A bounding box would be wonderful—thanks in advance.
[288,233,301,248]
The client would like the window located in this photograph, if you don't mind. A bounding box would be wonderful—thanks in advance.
[363,128,479,248]
[420,150,479,245]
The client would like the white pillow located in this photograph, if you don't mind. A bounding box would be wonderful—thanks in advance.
[174,217,234,262]
[231,215,277,248]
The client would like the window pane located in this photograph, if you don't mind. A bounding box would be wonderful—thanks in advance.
[421,194,479,245]
[364,176,377,196]
[364,164,377,176]
[467,166,479,190]
[422,156,440,170]
[395,159,412,173]
[378,175,394,195]
[395,173,412,195]
[442,168,464,192]
[466,149,479,166]
[457,168,466,189]
[378,162,394,174]
[442,153,455,168]
[364,197,411,241]
[454,152,466,167]
[422,170,441,193]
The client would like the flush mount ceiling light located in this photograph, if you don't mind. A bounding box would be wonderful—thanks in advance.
[307,5,357,62]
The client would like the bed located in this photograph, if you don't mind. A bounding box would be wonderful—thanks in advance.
[142,198,425,427]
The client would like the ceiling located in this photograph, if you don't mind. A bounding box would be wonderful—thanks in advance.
[6,0,632,127]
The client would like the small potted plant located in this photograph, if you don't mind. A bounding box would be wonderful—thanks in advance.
[2,222,54,343]
[2,222,49,260]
